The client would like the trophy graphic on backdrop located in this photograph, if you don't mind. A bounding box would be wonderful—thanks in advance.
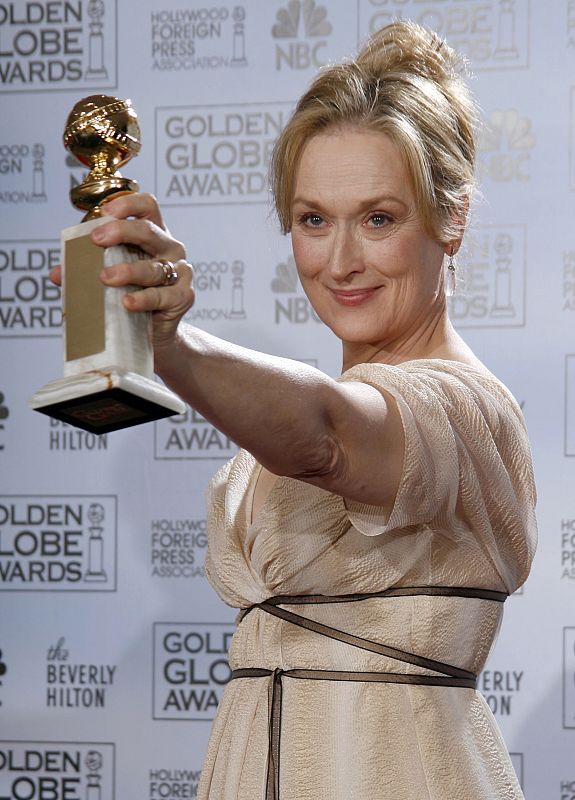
[29,96,185,434]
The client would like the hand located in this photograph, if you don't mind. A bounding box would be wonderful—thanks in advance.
[50,193,195,354]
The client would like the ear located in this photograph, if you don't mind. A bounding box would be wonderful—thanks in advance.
[444,241,460,258]
[444,195,469,257]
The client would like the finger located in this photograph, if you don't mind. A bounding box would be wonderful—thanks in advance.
[123,280,195,315]
[102,259,193,289]
[49,265,62,286]
[100,192,166,228]
[91,217,186,262]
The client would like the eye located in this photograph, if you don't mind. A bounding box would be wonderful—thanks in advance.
[366,213,392,228]
[299,212,325,228]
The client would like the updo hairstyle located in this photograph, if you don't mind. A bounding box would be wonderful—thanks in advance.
[271,20,478,244]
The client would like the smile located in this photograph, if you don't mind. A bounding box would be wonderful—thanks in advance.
[329,287,381,307]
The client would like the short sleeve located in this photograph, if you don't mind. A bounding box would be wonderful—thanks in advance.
[338,360,537,589]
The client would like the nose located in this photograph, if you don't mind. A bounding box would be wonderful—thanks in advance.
[328,224,365,281]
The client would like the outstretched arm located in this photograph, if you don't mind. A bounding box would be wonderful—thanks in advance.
[53,193,404,510]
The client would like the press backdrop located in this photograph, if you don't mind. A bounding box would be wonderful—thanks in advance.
[1,1,574,798]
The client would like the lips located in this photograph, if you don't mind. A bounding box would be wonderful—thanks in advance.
[329,287,380,306]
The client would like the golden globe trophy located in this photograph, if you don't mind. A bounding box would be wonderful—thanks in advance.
[29,95,185,433]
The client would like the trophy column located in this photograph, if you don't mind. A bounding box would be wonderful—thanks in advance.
[29,96,185,434]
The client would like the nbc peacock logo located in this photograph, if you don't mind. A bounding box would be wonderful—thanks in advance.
[271,0,332,70]
[271,255,321,325]
[479,109,536,183]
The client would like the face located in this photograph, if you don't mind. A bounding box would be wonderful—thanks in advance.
[290,127,449,368]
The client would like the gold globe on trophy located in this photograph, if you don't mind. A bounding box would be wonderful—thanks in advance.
[29,96,185,434]
[65,95,141,219]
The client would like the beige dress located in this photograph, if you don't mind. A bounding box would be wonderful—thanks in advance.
[199,359,537,800]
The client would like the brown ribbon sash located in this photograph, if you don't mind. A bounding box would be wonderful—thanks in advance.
[231,586,508,800]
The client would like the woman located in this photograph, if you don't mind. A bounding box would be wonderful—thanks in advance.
[77,20,537,800]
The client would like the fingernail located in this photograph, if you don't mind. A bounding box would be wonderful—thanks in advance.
[92,228,105,242]
[101,267,117,282]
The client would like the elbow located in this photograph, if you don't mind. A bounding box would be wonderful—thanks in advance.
[284,431,347,485]
[255,380,348,485]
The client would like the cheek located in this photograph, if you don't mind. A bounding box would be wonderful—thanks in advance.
[291,236,323,280]
[387,237,443,288]
[417,245,445,291]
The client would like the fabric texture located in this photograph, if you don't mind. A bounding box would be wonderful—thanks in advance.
[199,359,537,800]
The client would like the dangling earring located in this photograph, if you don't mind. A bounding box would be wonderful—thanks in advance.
[446,247,456,297]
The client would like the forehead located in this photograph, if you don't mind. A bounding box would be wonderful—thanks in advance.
[293,127,412,203]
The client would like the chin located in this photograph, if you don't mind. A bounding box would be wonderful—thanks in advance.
[327,318,390,345]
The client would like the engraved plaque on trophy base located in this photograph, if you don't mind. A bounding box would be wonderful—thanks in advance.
[29,216,185,434]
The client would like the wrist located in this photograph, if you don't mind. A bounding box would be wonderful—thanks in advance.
[153,326,186,375]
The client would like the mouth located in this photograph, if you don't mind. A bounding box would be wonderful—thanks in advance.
[329,287,381,307]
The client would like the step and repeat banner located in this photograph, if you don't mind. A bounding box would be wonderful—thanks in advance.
[0,1,574,798]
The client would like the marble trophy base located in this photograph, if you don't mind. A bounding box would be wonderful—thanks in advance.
[29,368,185,434]
[29,216,186,434]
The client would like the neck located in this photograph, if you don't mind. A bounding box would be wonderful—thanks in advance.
[340,304,464,372]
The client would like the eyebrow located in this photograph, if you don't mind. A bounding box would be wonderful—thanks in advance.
[291,194,408,212]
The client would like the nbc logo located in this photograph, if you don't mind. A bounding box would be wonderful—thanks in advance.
[272,0,332,70]
[479,109,536,183]
[271,255,321,325]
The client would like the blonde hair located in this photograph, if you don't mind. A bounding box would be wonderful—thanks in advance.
[271,20,478,243]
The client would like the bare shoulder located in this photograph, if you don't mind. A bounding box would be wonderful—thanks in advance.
[424,336,487,372]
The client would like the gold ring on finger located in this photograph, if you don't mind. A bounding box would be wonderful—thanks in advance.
[155,259,178,287]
